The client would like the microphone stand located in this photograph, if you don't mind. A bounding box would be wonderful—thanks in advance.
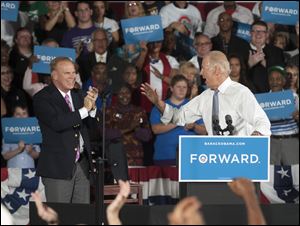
[95,95,108,225]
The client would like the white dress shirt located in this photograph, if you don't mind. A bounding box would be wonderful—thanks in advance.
[95,51,108,63]
[161,77,271,136]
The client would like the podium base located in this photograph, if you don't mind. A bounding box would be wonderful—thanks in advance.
[180,182,260,204]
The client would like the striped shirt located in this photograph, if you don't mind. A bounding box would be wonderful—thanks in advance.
[271,91,299,135]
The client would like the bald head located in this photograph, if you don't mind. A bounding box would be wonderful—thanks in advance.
[206,51,231,76]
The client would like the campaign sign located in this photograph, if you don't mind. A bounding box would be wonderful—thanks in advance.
[121,15,164,44]
[255,90,295,121]
[235,22,251,43]
[261,1,299,25]
[179,136,270,182]
[1,117,42,144]
[32,46,76,74]
[175,31,197,60]
[1,1,20,22]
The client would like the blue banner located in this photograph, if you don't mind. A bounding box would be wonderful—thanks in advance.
[235,22,251,43]
[179,136,270,182]
[121,15,164,44]
[1,117,42,144]
[32,46,76,74]
[1,1,19,22]
[261,1,299,25]
[255,90,295,121]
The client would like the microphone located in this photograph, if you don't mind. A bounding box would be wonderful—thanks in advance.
[212,115,222,135]
[100,79,112,99]
[225,115,234,135]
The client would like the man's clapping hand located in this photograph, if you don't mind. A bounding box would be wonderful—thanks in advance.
[84,86,98,111]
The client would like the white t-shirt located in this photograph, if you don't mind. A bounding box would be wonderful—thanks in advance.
[150,55,179,99]
[95,17,119,44]
[204,4,254,38]
[159,3,202,39]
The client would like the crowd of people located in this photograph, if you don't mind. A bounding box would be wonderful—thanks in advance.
[1,0,299,224]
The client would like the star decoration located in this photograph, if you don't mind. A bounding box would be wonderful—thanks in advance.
[283,189,292,196]
[17,189,30,201]
[24,169,35,179]
[4,202,13,211]
[276,167,290,179]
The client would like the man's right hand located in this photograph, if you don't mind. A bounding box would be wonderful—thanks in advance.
[141,83,166,113]
[141,83,159,105]
[84,96,94,111]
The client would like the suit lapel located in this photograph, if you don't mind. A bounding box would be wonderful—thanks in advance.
[49,84,70,112]
[71,89,82,111]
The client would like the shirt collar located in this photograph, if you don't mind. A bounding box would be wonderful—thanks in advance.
[250,43,266,51]
[95,51,108,60]
[58,88,71,98]
[217,77,232,94]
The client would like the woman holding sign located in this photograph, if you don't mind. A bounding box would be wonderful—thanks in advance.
[2,103,40,168]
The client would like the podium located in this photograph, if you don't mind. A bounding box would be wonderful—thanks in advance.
[179,136,269,204]
[179,182,259,204]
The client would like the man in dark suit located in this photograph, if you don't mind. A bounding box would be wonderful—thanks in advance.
[77,28,131,95]
[77,28,112,83]
[33,57,98,203]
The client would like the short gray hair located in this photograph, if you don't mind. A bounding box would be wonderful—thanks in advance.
[50,57,75,73]
[207,51,231,75]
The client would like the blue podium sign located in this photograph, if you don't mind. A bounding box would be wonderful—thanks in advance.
[1,117,42,144]
[179,136,270,182]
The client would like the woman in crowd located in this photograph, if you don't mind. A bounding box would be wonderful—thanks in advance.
[116,1,145,63]
[121,64,142,106]
[106,84,152,166]
[228,54,256,93]
[140,41,179,112]
[2,103,40,168]
[39,1,76,44]
[93,1,120,45]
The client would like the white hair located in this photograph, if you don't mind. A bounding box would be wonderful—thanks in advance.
[207,51,231,75]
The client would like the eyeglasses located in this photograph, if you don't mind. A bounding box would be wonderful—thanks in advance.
[93,38,107,43]
[194,42,211,47]
[128,2,138,7]
[287,72,299,77]
[251,30,267,35]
